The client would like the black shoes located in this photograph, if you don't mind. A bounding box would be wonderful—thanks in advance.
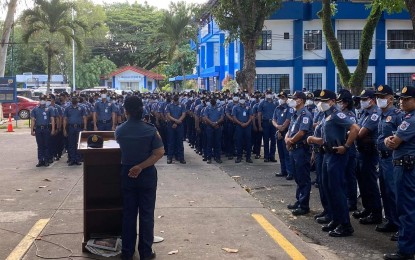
[275,172,287,177]
[246,158,253,163]
[215,159,223,164]
[255,155,261,159]
[269,158,277,162]
[348,205,358,212]
[391,232,399,241]
[352,209,370,219]
[292,208,309,216]
[329,224,354,237]
[264,159,269,162]
[383,252,414,260]
[235,158,242,163]
[207,159,212,164]
[287,203,299,210]
[228,156,234,160]
[180,160,186,164]
[376,222,399,233]
[316,215,331,224]
[286,175,293,180]
[167,159,172,164]
[36,161,45,167]
[322,221,338,232]
[314,211,326,220]
[359,213,383,225]
[142,251,157,260]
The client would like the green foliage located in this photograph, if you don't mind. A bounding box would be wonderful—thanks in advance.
[221,75,238,92]
[183,80,198,90]
[371,0,406,14]
[161,84,173,92]
[164,44,196,78]
[75,55,116,89]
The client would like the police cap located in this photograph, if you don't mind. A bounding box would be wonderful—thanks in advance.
[398,86,415,99]
[319,89,337,101]
[375,85,394,96]
[289,91,306,101]
[87,134,104,148]
[359,89,375,99]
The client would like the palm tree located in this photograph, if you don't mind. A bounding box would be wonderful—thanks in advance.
[20,0,86,94]
[160,2,196,90]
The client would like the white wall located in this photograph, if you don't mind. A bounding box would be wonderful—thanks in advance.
[385,20,415,60]
[113,70,145,90]
[256,67,294,93]
[303,20,326,60]
[335,20,376,60]
[257,20,294,61]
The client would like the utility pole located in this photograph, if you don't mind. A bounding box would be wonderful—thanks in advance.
[72,8,76,93]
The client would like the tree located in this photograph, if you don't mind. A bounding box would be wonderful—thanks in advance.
[164,44,197,79]
[20,0,86,94]
[75,55,116,89]
[0,0,18,77]
[212,0,281,93]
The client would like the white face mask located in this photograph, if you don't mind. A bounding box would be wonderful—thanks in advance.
[228,99,233,104]
[360,100,371,109]
[46,101,51,106]
[260,98,265,102]
[376,98,388,108]
[40,100,46,105]
[314,101,319,106]
[233,97,239,102]
[189,97,193,101]
[287,99,297,108]
[239,99,246,105]
[318,102,331,112]
[206,102,211,107]
[101,94,107,99]
[266,94,273,99]
[220,100,225,106]
[278,99,286,106]
[305,100,313,106]
[250,98,256,102]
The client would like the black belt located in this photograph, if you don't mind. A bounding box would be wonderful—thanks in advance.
[379,150,392,159]
[312,146,322,153]
[291,142,307,150]
[393,155,415,170]
[36,125,51,129]
[322,144,339,154]
[98,120,111,123]
[69,124,82,128]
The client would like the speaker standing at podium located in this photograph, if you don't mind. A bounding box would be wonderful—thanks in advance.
[115,96,164,260]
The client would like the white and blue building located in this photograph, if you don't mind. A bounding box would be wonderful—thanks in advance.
[105,66,164,92]
[170,0,415,93]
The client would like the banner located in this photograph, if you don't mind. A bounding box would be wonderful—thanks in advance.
[0,77,17,103]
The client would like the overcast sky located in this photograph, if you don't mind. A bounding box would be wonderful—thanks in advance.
[91,0,207,9]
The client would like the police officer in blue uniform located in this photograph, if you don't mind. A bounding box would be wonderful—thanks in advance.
[258,90,277,162]
[285,91,313,216]
[31,95,56,167]
[224,96,238,159]
[375,85,403,234]
[251,91,262,159]
[63,97,87,166]
[115,96,164,260]
[165,94,186,164]
[232,96,254,163]
[273,91,294,178]
[383,86,415,260]
[353,90,383,225]
[308,90,360,237]
[203,97,224,164]
[93,91,117,131]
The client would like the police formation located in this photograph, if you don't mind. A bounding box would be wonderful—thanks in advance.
[30,86,415,260]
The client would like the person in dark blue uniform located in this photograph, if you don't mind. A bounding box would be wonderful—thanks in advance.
[93,90,117,131]
[31,95,56,167]
[353,90,383,225]
[232,96,254,163]
[305,92,317,120]
[307,90,360,237]
[203,97,224,164]
[273,91,294,179]
[383,86,415,260]
[258,90,277,162]
[251,91,262,159]
[165,94,186,164]
[285,91,313,216]
[115,96,164,260]
[375,85,403,234]
[224,96,238,160]
[63,97,87,166]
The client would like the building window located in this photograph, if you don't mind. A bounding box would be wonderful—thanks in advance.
[304,30,322,50]
[254,74,289,93]
[337,30,362,49]
[257,30,272,50]
[387,30,415,49]
[336,73,373,90]
[387,73,412,92]
[304,73,322,92]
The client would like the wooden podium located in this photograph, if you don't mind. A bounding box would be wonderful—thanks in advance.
[78,131,122,251]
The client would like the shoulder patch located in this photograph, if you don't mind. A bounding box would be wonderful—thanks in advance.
[399,121,410,131]
[302,117,309,124]
[289,108,294,113]
[371,114,379,121]
[301,110,306,115]
[405,114,412,119]
[385,116,392,123]
[337,112,346,119]
[395,109,401,114]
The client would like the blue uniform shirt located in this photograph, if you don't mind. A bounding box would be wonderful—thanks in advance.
[94,100,116,120]
[166,102,185,119]
[321,106,354,147]
[358,105,381,143]
[203,104,224,122]
[232,104,253,123]
[288,107,313,142]
[226,102,236,116]
[377,106,403,151]
[273,104,294,125]
[31,105,55,126]
[258,100,277,120]
[64,105,86,124]
[393,110,415,159]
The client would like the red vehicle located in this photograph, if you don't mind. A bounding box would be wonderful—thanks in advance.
[2,96,39,119]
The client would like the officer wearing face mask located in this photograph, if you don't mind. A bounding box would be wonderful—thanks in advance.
[232,96,254,163]
[203,97,224,164]
[258,90,278,162]
[353,90,383,225]
[375,85,403,235]
[251,91,262,159]
[31,95,56,167]
[305,92,317,120]
[93,90,117,131]
[285,91,313,216]
[224,95,239,160]
[307,90,360,237]
[273,91,294,179]
[165,94,186,164]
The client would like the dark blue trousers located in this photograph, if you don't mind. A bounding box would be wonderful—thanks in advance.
[35,127,51,162]
[276,136,291,175]
[167,123,184,160]
[323,153,350,224]
[379,156,399,227]
[252,126,262,157]
[289,146,311,210]
[121,165,157,259]
[206,125,222,160]
[97,121,112,131]
[235,125,252,159]
[68,126,82,163]
[262,120,276,160]
[224,121,235,156]
[316,151,329,214]
[345,152,358,209]
[395,166,415,255]
[357,152,382,216]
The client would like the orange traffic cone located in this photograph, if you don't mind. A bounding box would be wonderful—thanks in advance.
[7,113,14,132]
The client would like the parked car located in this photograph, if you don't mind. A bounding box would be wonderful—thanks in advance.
[2,96,39,119]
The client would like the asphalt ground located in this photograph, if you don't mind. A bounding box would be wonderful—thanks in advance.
[0,127,330,260]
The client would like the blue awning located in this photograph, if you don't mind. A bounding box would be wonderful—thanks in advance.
[169,74,198,82]
[200,71,219,78]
